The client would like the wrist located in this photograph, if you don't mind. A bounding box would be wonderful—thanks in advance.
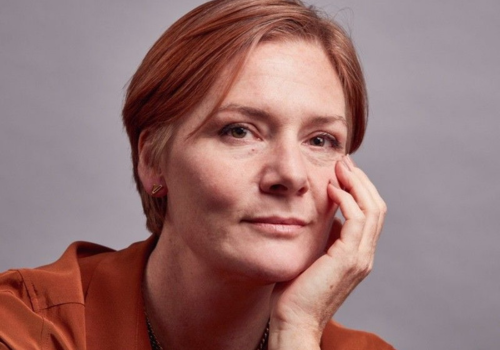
[267,324,322,350]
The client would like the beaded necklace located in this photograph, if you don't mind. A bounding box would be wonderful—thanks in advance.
[145,313,270,350]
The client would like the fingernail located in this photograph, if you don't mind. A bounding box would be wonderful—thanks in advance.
[345,155,356,169]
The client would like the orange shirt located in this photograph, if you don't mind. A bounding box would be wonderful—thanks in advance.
[0,237,394,349]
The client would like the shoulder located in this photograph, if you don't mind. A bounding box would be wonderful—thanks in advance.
[321,319,395,350]
[0,238,156,349]
[0,241,115,349]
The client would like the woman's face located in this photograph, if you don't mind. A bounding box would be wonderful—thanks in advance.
[160,40,347,283]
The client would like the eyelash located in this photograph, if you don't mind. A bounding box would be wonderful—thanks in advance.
[219,124,342,150]
[219,123,251,139]
[309,133,342,150]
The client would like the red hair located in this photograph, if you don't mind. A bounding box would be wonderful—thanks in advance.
[122,0,368,235]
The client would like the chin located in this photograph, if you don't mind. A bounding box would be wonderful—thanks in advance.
[242,246,321,284]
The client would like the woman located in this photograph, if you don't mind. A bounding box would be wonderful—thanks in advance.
[0,0,391,349]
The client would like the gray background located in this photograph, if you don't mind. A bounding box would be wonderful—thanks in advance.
[1,1,499,349]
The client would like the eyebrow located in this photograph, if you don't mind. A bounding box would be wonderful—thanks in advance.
[217,103,347,126]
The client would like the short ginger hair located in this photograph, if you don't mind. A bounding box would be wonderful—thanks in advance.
[122,0,368,236]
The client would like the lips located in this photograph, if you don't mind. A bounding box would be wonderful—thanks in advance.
[242,216,308,237]
[244,216,307,226]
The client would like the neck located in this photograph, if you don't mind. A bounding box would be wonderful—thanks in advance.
[144,229,272,350]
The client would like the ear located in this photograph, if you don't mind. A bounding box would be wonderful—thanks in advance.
[137,131,168,197]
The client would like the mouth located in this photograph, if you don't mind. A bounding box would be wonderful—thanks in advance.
[242,216,307,237]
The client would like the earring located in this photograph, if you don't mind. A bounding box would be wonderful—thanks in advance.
[151,184,163,195]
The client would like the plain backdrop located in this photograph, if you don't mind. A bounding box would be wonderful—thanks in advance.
[1,1,499,349]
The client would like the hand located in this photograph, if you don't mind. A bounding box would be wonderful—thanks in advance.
[268,155,387,350]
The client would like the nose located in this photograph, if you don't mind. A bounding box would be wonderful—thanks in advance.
[259,140,309,196]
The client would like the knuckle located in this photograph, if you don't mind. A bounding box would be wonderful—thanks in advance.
[344,254,358,271]
[358,261,372,277]
[380,201,388,215]
[354,256,373,277]
[364,260,374,275]
[343,250,374,278]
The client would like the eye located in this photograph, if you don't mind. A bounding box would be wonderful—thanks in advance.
[229,126,248,138]
[219,124,252,139]
[310,136,326,146]
[308,133,341,149]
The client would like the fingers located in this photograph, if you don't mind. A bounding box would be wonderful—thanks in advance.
[328,155,387,255]
[327,184,365,248]
[336,158,378,215]
[349,164,387,248]
[325,217,342,253]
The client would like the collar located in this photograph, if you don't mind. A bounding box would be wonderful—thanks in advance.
[82,235,157,349]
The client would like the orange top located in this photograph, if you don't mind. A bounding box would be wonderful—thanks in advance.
[0,237,394,349]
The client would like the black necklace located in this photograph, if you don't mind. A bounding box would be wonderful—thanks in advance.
[145,313,164,350]
[145,313,270,350]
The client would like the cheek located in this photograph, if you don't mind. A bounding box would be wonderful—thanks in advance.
[309,161,339,224]
[327,159,342,185]
[310,159,339,193]
[170,152,249,213]
[304,151,341,183]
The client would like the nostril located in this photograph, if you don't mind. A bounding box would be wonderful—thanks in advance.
[270,184,286,192]
[297,186,308,196]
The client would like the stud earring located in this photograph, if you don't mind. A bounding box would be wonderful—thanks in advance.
[151,184,163,195]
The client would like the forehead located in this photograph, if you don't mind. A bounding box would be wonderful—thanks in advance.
[224,40,345,120]
[174,39,345,135]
